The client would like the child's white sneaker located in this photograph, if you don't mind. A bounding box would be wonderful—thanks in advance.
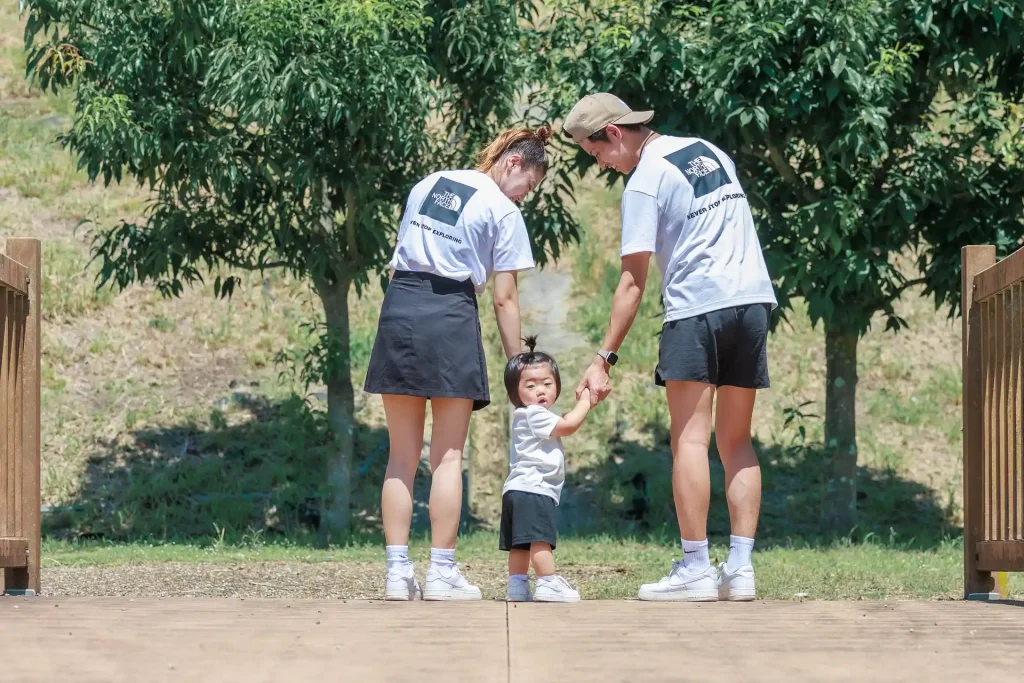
[717,562,756,601]
[384,562,421,601]
[534,575,580,603]
[637,560,718,601]
[423,563,482,601]
[507,579,533,602]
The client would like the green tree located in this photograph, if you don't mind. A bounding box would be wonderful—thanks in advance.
[537,0,1024,529]
[23,0,577,539]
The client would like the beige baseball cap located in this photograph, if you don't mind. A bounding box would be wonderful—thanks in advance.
[562,93,654,142]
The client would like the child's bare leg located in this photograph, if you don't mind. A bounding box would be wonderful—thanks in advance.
[530,542,555,577]
[509,549,530,576]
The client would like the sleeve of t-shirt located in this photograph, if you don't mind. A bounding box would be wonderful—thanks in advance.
[620,166,663,256]
[492,209,536,273]
[524,404,561,439]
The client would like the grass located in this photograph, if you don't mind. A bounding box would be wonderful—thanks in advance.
[41,240,116,320]
[39,533,1024,600]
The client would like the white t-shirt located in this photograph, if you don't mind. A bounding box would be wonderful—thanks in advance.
[620,135,778,322]
[389,169,536,292]
[503,405,564,504]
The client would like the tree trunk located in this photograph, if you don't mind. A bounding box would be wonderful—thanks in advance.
[824,321,858,532]
[317,275,354,544]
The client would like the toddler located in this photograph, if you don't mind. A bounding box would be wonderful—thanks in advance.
[500,336,591,602]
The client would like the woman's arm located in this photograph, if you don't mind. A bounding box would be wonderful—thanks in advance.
[550,388,592,438]
[493,270,522,359]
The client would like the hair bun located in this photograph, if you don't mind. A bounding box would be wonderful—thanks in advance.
[534,125,552,145]
[522,334,539,352]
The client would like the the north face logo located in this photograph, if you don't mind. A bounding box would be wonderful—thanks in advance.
[431,190,463,212]
[665,142,732,198]
[419,176,478,226]
[684,156,721,178]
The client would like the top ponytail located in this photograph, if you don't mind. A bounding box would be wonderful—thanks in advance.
[503,334,562,408]
[476,125,552,174]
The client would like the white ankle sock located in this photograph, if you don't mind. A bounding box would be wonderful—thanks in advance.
[680,538,710,571]
[728,535,755,568]
[536,575,558,586]
[430,547,455,567]
[385,545,409,569]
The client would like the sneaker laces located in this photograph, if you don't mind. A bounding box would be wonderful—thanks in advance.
[387,561,415,579]
[438,563,472,587]
[553,575,574,591]
[660,559,685,582]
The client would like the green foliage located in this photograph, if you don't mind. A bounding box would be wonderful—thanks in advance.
[536,0,1024,330]
[24,0,431,297]
[21,0,576,300]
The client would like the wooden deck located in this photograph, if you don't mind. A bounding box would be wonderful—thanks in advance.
[2,598,1023,681]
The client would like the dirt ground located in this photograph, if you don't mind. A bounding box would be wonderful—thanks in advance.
[2,597,1022,682]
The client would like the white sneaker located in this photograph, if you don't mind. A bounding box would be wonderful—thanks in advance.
[507,581,533,602]
[534,575,580,603]
[385,563,421,601]
[637,561,719,602]
[423,563,482,601]
[717,562,756,601]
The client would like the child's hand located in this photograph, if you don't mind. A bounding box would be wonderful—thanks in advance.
[551,387,593,438]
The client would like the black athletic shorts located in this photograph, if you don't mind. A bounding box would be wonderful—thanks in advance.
[655,303,771,389]
[499,490,558,551]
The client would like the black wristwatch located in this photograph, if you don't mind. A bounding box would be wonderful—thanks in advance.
[597,349,618,367]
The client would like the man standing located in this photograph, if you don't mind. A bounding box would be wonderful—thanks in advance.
[565,93,777,601]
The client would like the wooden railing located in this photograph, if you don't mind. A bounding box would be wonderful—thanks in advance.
[0,238,41,597]
[962,244,1024,599]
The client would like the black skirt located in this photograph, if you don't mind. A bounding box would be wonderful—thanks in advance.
[364,271,490,411]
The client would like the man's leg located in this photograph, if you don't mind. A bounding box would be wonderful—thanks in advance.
[714,386,761,540]
[637,381,718,601]
[667,381,716,543]
[714,385,760,600]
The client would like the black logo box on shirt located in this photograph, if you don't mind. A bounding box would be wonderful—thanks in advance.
[664,141,732,199]
[419,176,479,226]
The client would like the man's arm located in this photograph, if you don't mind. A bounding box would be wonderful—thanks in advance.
[576,251,651,405]
[600,252,651,355]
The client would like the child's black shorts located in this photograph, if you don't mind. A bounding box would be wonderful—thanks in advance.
[499,490,557,551]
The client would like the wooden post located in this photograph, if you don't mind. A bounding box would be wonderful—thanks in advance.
[5,239,41,596]
[963,245,997,599]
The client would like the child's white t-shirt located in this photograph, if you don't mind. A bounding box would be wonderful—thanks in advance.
[620,135,777,322]
[503,405,564,504]
[389,169,536,293]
